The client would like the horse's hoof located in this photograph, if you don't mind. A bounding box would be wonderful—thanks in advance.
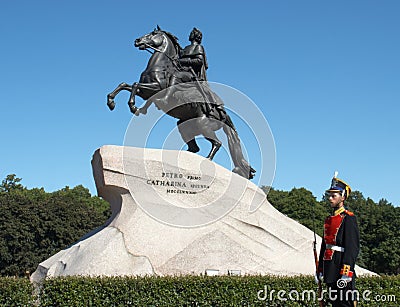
[187,146,200,154]
[130,106,139,114]
[134,109,140,116]
[139,108,147,115]
[107,99,115,111]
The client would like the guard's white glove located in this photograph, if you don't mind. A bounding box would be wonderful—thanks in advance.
[340,275,352,283]
[315,272,323,283]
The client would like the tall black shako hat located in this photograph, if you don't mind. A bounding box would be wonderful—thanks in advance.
[326,171,351,199]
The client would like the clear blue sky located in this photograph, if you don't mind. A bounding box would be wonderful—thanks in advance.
[1,1,399,205]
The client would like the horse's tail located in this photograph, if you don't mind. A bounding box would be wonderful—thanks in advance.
[222,115,255,179]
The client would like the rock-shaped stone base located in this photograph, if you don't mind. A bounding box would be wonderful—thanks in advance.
[31,145,374,283]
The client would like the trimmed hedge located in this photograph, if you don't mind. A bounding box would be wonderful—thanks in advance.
[0,277,34,306]
[1,275,399,306]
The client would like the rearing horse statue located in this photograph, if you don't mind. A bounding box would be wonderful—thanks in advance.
[106,27,255,179]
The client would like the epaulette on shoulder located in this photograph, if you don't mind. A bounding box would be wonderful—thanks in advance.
[344,209,354,216]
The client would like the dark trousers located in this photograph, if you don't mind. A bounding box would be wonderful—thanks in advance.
[326,280,357,307]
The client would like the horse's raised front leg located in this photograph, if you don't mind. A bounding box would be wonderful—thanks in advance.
[128,81,160,115]
[131,81,166,115]
[128,82,140,114]
[107,82,132,111]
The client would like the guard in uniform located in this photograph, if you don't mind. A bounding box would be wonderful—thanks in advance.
[318,176,360,306]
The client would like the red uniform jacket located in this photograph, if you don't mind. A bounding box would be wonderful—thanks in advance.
[318,207,360,284]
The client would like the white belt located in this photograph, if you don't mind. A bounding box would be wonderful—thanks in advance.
[326,244,345,252]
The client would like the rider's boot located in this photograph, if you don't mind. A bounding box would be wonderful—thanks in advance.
[139,100,153,115]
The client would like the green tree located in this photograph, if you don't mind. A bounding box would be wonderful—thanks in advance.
[0,175,111,277]
[0,174,24,193]
[264,187,329,237]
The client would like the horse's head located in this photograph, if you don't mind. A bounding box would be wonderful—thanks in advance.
[134,26,181,56]
[134,29,165,50]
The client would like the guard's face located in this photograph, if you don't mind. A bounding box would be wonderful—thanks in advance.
[327,192,345,207]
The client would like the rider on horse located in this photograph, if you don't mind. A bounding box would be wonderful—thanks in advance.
[161,28,222,117]
[106,26,256,179]
[179,27,208,81]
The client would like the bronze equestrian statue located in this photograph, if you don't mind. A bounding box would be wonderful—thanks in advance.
[106,26,255,179]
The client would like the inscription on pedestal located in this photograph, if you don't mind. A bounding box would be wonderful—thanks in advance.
[146,172,210,195]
